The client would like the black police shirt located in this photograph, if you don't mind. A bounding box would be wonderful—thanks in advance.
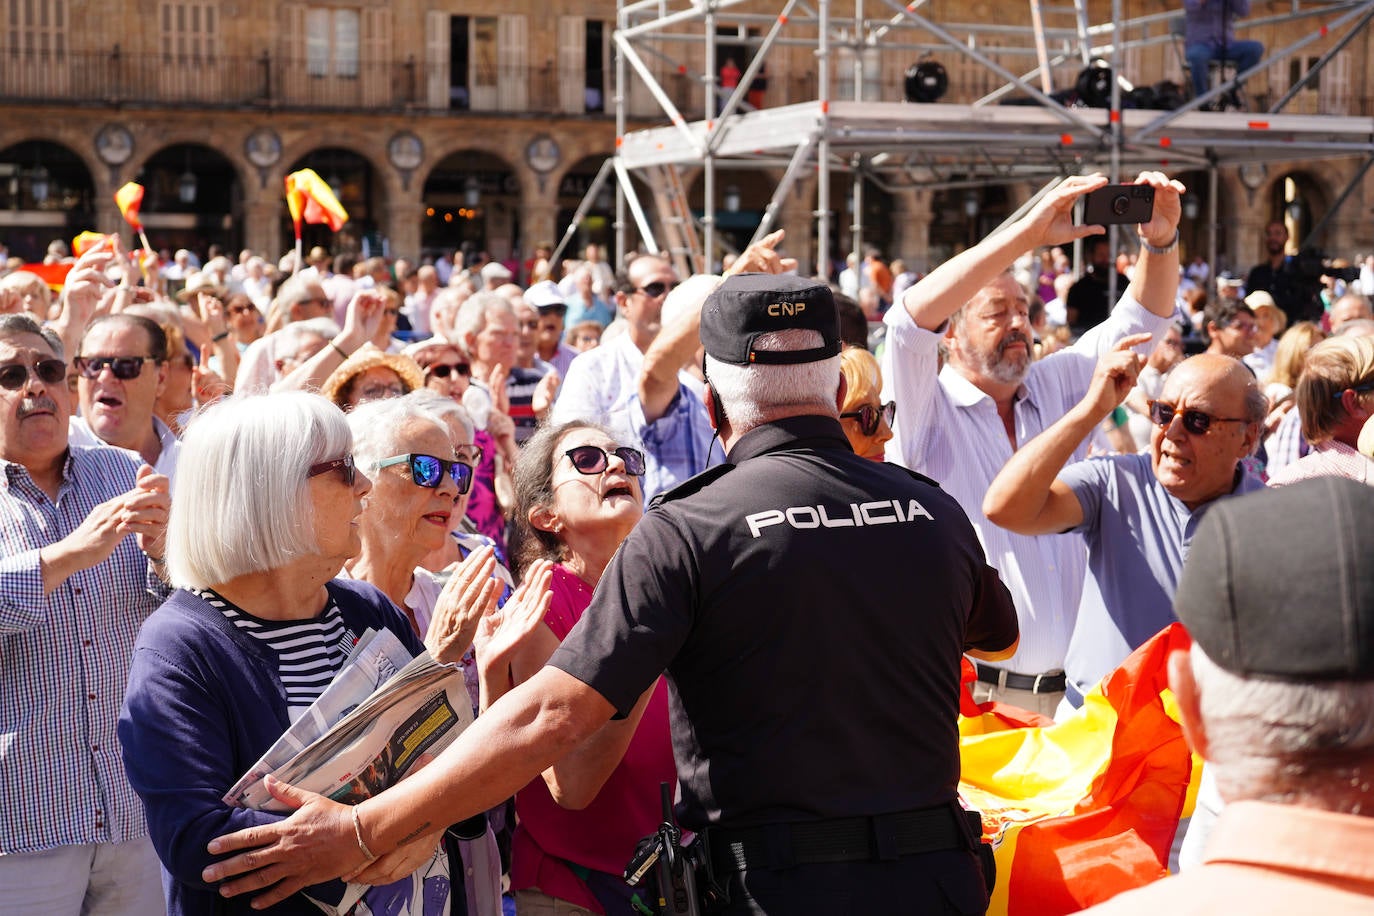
[548,415,1018,831]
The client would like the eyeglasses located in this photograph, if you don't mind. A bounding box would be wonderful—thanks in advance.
[0,358,66,390]
[564,444,646,477]
[376,453,474,494]
[1148,400,1248,435]
[308,454,357,486]
[426,362,471,379]
[636,281,678,299]
[356,383,406,402]
[229,304,258,316]
[840,401,896,436]
[1335,382,1374,400]
[72,356,157,380]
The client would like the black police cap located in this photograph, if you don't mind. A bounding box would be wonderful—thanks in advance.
[699,273,841,366]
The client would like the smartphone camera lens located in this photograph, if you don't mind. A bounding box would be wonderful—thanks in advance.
[1111,195,1131,216]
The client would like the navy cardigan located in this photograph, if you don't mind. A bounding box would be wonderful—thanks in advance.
[118,578,429,916]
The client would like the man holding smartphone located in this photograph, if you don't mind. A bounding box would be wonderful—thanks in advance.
[878,172,1183,716]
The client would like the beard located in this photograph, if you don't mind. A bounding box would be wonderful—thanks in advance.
[959,329,1033,385]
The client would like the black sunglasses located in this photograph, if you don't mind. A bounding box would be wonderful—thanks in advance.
[72,356,157,380]
[636,281,678,299]
[841,401,896,436]
[376,453,474,494]
[1333,382,1374,400]
[427,362,471,379]
[565,444,646,477]
[1148,400,1247,435]
[308,454,357,486]
[0,358,66,391]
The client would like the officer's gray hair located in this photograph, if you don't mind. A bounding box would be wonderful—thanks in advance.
[1190,645,1374,814]
[705,329,842,432]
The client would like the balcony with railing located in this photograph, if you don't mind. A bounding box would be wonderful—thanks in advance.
[1,44,1367,120]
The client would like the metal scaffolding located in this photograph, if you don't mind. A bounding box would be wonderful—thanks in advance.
[552,0,1374,275]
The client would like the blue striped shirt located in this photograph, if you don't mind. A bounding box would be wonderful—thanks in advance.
[0,446,167,854]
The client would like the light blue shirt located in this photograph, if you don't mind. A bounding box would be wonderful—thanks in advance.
[1060,452,1265,702]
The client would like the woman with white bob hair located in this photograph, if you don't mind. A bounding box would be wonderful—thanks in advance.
[118,392,482,916]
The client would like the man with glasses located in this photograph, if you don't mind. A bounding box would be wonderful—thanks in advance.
[67,314,180,480]
[234,274,335,393]
[0,313,170,914]
[1202,299,1259,361]
[880,172,1183,716]
[552,255,684,429]
[983,351,1265,713]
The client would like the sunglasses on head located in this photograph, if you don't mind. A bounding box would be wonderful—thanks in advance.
[308,454,356,487]
[376,453,474,494]
[427,362,471,379]
[0,358,66,391]
[841,401,896,436]
[636,281,678,299]
[1148,400,1247,435]
[565,444,646,477]
[72,356,156,380]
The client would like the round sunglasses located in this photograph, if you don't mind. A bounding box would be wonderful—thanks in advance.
[376,453,474,494]
[1148,400,1247,435]
[564,444,646,477]
[0,358,66,390]
[841,401,896,436]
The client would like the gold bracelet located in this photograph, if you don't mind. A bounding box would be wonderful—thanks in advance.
[352,806,377,862]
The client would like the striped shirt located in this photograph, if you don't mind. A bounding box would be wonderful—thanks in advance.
[1266,438,1374,487]
[881,296,1171,676]
[191,587,351,717]
[0,446,167,854]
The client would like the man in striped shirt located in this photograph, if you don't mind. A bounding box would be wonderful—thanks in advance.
[0,313,171,913]
[881,172,1183,717]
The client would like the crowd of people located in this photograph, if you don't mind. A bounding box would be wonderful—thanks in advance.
[2,169,1372,916]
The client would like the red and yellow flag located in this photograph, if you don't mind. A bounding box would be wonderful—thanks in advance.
[115,181,145,232]
[19,262,74,292]
[958,624,1202,916]
[72,231,112,258]
[284,168,348,235]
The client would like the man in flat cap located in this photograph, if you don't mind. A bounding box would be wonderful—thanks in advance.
[1077,477,1374,913]
[203,273,1020,914]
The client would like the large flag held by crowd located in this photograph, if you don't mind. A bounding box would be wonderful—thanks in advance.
[959,624,1201,916]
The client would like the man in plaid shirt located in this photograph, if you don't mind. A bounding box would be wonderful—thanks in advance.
[0,313,171,914]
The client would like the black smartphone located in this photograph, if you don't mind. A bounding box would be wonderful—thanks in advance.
[1077,184,1155,225]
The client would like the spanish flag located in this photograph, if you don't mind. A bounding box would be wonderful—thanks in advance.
[959,624,1201,916]
[72,231,112,258]
[285,168,348,235]
[115,182,145,232]
[19,262,74,292]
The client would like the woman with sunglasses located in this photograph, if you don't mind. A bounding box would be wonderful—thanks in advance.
[838,346,895,460]
[118,392,480,916]
[484,420,675,916]
[407,337,517,555]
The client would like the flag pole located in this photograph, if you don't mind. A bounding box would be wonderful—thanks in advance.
[137,229,155,286]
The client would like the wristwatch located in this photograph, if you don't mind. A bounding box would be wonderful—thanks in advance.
[1138,229,1180,256]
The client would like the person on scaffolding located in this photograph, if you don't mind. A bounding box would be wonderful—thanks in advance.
[1182,0,1264,110]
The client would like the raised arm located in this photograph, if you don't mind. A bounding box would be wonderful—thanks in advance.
[1121,171,1185,319]
[273,290,385,393]
[982,334,1147,534]
[903,174,1108,331]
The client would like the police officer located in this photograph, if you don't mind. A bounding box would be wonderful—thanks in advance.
[203,273,1021,915]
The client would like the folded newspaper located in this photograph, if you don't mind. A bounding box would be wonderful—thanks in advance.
[224,627,474,811]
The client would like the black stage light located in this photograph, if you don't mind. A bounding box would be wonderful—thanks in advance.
[1074,59,1113,108]
[904,60,949,103]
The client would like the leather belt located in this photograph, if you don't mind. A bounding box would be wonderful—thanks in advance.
[710,805,970,872]
[974,661,1066,694]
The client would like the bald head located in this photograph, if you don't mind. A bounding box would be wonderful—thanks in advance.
[1330,293,1373,331]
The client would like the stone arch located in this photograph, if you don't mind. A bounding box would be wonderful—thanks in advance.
[420,148,524,263]
[133,142,246,255]
[0,138,98,261]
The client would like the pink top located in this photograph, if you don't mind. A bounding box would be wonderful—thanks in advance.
[1266,438,1374,488]
[509,564,676,913]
